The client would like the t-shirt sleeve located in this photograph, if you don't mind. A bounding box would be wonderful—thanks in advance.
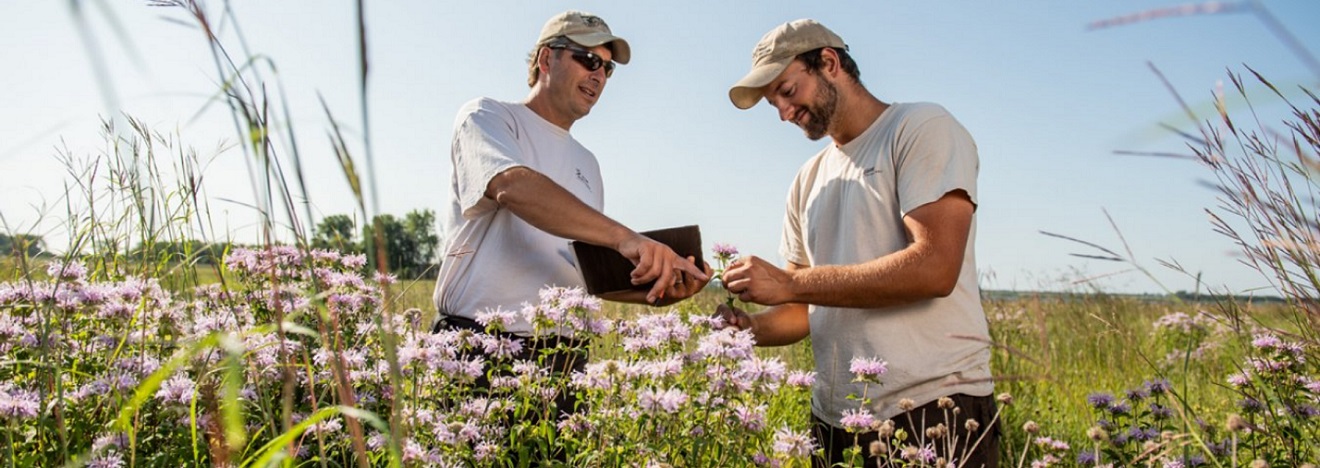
[779,169,810,266]
[451,99,525,219]
[894,105,979,215]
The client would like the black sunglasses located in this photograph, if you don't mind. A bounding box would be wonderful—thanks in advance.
[548,44,615,78]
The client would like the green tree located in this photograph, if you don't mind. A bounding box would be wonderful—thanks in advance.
[2,233,44,257]
[403,209,439,277]
[363,209,438,279]
[313,214,361,254]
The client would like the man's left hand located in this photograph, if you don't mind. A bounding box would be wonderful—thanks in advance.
[723,255,796,305]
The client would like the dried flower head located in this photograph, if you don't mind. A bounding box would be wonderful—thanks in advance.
[964,418,980,433]
[924,423,948,440]
[937,396,955,410]
[875,419,896,439]
[1226,414,1249,433]
[1022,420,1040,434]
[898,398,916,412]
[868,440,888,457]
[1086,426,1108,442]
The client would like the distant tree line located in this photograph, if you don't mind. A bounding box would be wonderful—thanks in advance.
[312,209,440,279]
[0,233,45,257]
[1,209,440,280]
[127,209,441,279]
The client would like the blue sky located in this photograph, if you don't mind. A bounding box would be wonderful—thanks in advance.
[2,1,1318,295]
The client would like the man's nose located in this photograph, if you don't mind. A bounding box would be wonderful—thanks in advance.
[776,102,796,122]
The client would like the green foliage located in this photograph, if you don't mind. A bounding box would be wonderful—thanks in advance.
[363,210,440,280]
[312,213,360,254]
[0,232,45,258]
[311,210,440,279]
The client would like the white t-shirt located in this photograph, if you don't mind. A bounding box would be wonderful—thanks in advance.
[780,102,994,426]
[432,98,604,335]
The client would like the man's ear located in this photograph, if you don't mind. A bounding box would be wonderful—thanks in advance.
[820,48,842,78]
[538,47,554,76]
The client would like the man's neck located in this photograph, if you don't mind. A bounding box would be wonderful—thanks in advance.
[830,90,888,146]
[524,86,574,131]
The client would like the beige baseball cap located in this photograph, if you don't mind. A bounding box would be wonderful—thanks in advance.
[537,10,631,65]
[729,19,846,109]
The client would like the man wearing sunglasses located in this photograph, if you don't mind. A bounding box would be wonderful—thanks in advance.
[715,19,999,467]
[432,7,711,430]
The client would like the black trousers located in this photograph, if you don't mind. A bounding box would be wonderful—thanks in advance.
[812,393,1000,468]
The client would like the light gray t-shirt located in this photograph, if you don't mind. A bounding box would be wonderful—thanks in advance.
[432,98,604,335]
[780,102,994,426]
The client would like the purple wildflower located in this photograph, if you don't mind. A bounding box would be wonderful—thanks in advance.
[786,370,816,388]
[0,385,40,420]
[1033,436,1070,451]
[1149,403,1173,420]
[918,445,939,464]
[848,356,888,378]
[772,426,815,457]
[1238,398,1264,413]
[1251,334,1282,349]
[1108,401,1132,415]
[1086,392,1114,409]
[712,243,739,258]
[1227,372,1251,387]
[839,408,874,432]
[85,452,124,468]
[1145,378,1172,394]
[47,260,88,281]
[733,403,767,431]
[638,387,688,414]
[155,374,196,406]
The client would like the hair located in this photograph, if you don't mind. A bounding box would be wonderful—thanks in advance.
[525,39,569,88]
[796,47,861,84]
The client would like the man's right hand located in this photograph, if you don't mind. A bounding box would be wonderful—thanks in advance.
[618,234,709,304]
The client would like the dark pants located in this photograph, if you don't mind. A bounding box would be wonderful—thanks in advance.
[812,393,1000,468]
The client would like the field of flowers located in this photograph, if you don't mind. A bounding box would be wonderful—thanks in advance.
[3,243,1317,466]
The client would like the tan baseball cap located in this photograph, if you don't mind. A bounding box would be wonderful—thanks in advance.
[537,10,631,65]
[729,19,846,109]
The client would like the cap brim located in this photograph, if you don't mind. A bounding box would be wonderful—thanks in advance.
[728,60,791,110]
[565,32,631,64]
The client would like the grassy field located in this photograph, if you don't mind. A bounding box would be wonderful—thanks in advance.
[388,277,1293,455]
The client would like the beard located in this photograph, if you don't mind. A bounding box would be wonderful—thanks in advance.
[801,74,838,141]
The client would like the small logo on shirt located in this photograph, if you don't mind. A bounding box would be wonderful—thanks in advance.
[576,169,592,192]
[863,167,881,176]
